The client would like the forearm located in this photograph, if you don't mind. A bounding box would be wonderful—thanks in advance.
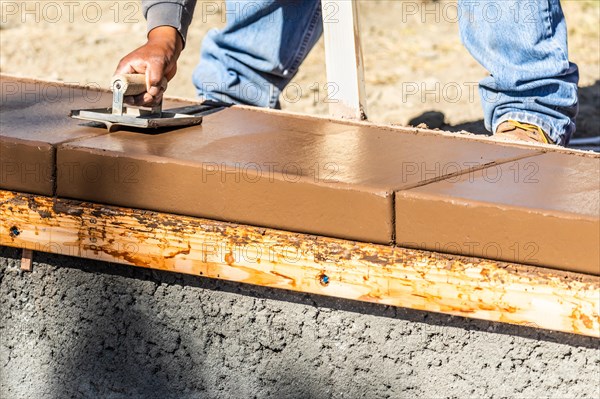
[143,0,197,46]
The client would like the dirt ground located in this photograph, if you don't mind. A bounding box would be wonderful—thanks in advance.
[1,0,599,139]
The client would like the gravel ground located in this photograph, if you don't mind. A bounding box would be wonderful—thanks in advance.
[1,247,599,399]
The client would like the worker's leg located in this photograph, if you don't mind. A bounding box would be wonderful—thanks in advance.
[459,0,579,145]
[193,0,323,108]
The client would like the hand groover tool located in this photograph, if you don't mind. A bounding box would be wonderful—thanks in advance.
[70,74,212,132]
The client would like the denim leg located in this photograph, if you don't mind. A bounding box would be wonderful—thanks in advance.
[193,0,323,108]
[459,0,579,145]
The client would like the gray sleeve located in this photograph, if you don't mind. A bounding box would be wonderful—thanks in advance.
[143,0,197,44]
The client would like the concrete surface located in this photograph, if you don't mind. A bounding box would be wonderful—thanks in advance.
[56,106,536,245]
[395,152,600,274]
[1,246,598,399]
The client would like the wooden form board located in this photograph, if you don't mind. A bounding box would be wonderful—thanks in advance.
[321,0,368,120]
[1,190,598,337]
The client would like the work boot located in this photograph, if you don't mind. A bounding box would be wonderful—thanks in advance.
[495,120,554,144]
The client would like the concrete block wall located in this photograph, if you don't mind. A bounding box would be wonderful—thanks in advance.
[1,247,598,399]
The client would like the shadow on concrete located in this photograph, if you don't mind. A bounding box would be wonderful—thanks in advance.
[0,247,189,398]
[2,246,332,398]
[408,80,600,143]
[2,247,596,353]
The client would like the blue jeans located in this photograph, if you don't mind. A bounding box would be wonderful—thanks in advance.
[193,0,579,145]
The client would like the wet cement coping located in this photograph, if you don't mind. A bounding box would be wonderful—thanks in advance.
[56,107,539,244]
[0,75,195,195]
[396,152,600,274]
[0,76,111,194]
[1,75,598,275]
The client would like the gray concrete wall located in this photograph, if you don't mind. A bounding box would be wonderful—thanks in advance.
[1,246,598,399]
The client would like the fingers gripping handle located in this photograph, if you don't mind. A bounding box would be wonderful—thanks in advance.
[111,74,168,115]
[112,74,168,96]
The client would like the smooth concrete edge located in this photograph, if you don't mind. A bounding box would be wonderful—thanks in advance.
[0,138,54,196]
[229,104,600,158]
[3,73,598,158]
[394,150,544,192]
[394,191,600,275]
[55,146,396,244]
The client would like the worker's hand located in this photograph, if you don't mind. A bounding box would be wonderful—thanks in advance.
[115,26,183,106]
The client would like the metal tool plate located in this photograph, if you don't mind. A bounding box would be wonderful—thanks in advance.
[70,104,224,132]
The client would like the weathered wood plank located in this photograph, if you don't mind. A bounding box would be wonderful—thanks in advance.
[1,190,598,336]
